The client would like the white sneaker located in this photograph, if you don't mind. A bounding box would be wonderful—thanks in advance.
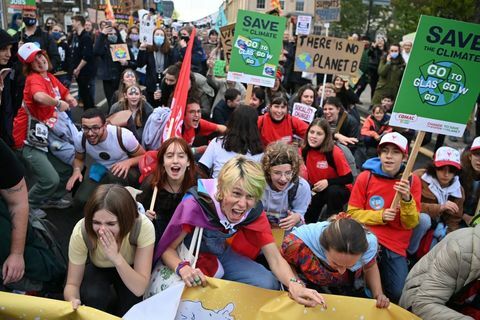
[30,208,47,219]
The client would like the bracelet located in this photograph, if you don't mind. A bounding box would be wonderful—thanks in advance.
[56,99,62,108]
[289,277,305,287]
[191,147,196,155]
[175,260,191,276]
[74,167,82,172]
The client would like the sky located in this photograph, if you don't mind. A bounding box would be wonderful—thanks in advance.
[171,0,224,21]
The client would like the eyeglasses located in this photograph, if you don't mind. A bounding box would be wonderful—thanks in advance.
[271,171,293,179]
[81,125,103,133]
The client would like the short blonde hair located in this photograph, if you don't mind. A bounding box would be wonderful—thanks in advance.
[216,156,266,202]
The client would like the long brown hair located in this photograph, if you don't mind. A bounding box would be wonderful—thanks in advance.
[147,27,171,54]
[119,83,145,127]
[151,137,196,193]
[302,118,335,161]
[320,215,368,255]
[84,184,138,245]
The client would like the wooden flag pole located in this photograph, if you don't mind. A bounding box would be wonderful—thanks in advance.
[149,186,158,213]
[245,84,253,104]
[390,131,426,209]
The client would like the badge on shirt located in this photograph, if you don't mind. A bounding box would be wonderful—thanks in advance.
[316,161,328,169]
[35,122,48,139]
[369,195,385,210]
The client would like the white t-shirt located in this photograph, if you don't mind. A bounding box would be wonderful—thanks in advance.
[74,125,139,169]
[199,137,263,178]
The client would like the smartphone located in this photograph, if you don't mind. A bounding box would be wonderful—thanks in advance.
[106,21,112,27]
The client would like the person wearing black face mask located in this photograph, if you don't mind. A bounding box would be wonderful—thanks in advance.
[172,26,207,75]
[15,9,61,71]
[94,22,136,111]
[49,23,72,89]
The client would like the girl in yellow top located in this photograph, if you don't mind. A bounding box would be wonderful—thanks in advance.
[64,184,155,316]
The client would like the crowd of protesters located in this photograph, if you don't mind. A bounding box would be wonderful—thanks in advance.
[1,7,480,320]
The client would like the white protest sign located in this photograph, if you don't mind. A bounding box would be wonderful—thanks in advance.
[296,15,312,35]
[139,9,155,45]
[292,103,317,123]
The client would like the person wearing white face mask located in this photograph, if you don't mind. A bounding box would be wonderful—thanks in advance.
[371,43,406,105]
[137,27,174,108]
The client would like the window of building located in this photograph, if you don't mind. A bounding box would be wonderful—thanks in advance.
[295,0,304,11]
[279,0,285,9]
[257,0,265,9]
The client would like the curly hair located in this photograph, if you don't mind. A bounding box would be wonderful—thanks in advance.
[262,141,301,186]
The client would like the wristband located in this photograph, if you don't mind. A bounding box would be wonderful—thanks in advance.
[191,147,196,155]
[74,167,82,172]
[176,260,191,276]
[55,99,61,108]
[289,277,305,287]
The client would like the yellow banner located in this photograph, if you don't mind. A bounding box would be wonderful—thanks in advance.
[0,292,120,320]
[179,278,421,320]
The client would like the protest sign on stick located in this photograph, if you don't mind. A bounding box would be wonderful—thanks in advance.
[227,10,286,88]
[220,23,235,64]
[294,35,364,76]
[389,15,480,209]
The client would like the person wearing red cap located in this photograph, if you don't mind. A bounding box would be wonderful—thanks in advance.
[347,132,421,303]
[408,147,464,258]
[11,43,78,217]
[460,136,480,225]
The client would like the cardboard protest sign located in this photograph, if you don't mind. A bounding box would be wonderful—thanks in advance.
[110,44,130,61]
[389,15,480,137]
[294,35,364,76]
[315,0,341,23]
[220,23,235,64]
[292,103,317,123]
[227,10,286,88]
[213,60,227,77]
[9,0,35,9]
[139,10,155,45]
[296,15,312,35]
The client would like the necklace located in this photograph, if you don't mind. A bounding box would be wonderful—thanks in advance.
[166,178,181,194]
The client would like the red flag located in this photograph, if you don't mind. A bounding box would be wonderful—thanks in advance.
[162,28,197,142]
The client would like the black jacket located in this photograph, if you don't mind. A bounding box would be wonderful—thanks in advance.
[211,100,233,125]
[71,29,95,77]
[136,48,174,93]
[93,32,136,81]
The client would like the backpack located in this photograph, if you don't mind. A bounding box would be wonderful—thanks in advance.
[325,142,359,181]
[287,178,300,210]
[80,217,142,252]
[142,107,171,150]
[82,126,134,156]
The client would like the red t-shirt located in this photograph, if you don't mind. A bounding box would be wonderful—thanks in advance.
[258,113,308,146]
[348,170,422,256]
[182,119,218,145]
[12,73,69,149]
[304,145,352,191]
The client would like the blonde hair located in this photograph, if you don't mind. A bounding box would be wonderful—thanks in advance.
[216,156,266,202]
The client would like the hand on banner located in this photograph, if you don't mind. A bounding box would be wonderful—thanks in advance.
[394,179,411,201]
[111,159,132,179]
[375,293,390,308]
[441,201,459,214]
[313,179,328,192]
[382,208,397,222]
[145,209,156,221]
[279,211,302,230]
[179,265,207,288]
[70,298,82,310]
[288,281,326,308]
[98,227,121,265]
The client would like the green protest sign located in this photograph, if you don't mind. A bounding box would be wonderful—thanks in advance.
[9,0,36,9]
[389,15,480,137]
[213,60,227,77]
[227,10,286,88]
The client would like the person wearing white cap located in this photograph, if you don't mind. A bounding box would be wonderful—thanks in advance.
[408,147,464,258]
[460,136,480,225]
[347,132,421,303]
[11,43,78,218]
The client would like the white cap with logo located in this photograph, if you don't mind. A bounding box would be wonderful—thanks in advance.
[378,132,409,154]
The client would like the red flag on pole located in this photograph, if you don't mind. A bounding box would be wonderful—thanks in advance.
[162,28,197,142]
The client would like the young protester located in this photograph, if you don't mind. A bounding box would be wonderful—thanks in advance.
[138,137,197,246]
[66,108,145,207]
[400,226,480,319]
[460,136,480,225]
[347,132,421,303]
[111,68,143,105]
[137,28,174,107]
[261,142,311,230]
[290,84,318,111]
[12,43,77,217]
[64,184,155,316]
[257,95,308,147]
[200,105,263,178]
[408,147,464,256]
[332,75,360,123]
[211,88,242,125]
[172,26,207,75]
[156,156,326,308]
[249,86,267,116]
[360,104,392,159]
[50,24,72,89]
[282,214,390,308]
[109,83,153,143]
[322,97,359,150]
[266,69,289,104]
[301,118,353,223]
